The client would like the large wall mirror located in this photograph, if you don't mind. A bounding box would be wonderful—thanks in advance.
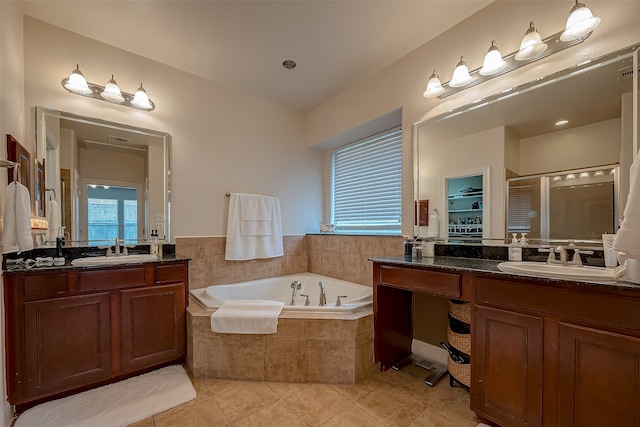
[35,107,171,246]
[414,42,639,245]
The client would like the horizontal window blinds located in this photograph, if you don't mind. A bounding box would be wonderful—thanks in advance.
[507,184,533,233]
[332,127,402,234]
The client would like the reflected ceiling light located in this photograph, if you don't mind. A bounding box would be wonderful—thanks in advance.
[63,64,92,95]
[423,69,445,98]
[552,176,562,181]
[131,84,154,110]
[61,66,155,111]
[560,1,601,42]
[449,57,473,87]
[593,170,605,176]
[610,169,616,175]
[555,119,569,126]
[565,173,576,179]
[100,75,125,103]
[479,41,507,76]
[515,22,548,61]
[579,172,591,178]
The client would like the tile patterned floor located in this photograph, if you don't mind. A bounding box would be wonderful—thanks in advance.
[128,368,477,427]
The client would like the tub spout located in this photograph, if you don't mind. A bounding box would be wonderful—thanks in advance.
[318,281,327,306]
[290,281,302,306]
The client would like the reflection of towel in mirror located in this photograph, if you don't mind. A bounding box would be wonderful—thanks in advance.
[614,156,640,258]
[46,199,61,241]
[1,181,33,253]
[225,193,283,260]
[427,210,439,237]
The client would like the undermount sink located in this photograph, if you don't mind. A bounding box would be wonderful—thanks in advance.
[497,261,625,283]
[71,254,159,266]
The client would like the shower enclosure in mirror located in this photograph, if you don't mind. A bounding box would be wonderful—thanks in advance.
[35,107,171,246]
[507,165,618,244]
[414,42,639,243]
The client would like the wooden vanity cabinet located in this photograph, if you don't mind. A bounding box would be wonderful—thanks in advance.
[3,260,188,410]
[473,275,640,427]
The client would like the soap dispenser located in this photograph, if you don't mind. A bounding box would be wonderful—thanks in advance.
[508,233,523,261]
[54,227,66,265]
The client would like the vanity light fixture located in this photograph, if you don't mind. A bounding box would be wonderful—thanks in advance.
[560,0,601,42]
[422,2,601,100]
[515,22,548,61]
[62,65,155,111]
[555,119,569,126]
[449,57,473,87]
[479,41,507,76]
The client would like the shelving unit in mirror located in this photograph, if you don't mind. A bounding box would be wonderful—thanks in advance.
[448,176,483,237]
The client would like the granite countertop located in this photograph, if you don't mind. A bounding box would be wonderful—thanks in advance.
[3,254,191,274]
[369,255,640,291]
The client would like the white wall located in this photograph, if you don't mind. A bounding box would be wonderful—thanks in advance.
[418,126,506,239]
[519,118,621,176]
[23,17,323,238]
[307,1,640,237]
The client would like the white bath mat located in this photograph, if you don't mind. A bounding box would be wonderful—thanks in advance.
[15,365,196,427]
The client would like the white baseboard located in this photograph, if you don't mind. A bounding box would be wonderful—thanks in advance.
[411,339,448,366]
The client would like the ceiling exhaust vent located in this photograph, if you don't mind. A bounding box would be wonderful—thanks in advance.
[108,135,130,143]
[618,65,640,81]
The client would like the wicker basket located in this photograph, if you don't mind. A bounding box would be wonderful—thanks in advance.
[447,326,471,355]
[447,355,471,387]
[448,300,471,324]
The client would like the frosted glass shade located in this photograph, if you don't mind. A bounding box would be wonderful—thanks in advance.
[515,23,548,61]
[449,57,473,88]
[100,75,125,103]
[63,65,92,95]
[131,84,153,110]
[560,2,601,42]
[423,70,445,98]
[479,41,506,76]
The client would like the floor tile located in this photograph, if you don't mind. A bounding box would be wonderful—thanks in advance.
[281,383,352,426]
[329,376,384,403]
[214,382,279,424]
[354,381,433,427]
[153,395,227,427]
[127,417,155,427]
[231,399,308,427]
[320,405,385,427]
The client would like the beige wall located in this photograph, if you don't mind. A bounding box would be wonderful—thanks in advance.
[519,118,621,176]
[307,1,640,237]
[23,17,323,238]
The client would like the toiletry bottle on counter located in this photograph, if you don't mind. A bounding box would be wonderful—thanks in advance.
[508,233,522,261]
[412,239,424,260]
[404,237,414,259]
[150,230,159,256]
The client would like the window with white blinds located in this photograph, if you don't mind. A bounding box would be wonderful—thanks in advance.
[331,127,402,234]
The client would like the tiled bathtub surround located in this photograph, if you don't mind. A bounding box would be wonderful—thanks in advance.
[175,234,404,289]
[178,234,401,383]
[187,302,375,384]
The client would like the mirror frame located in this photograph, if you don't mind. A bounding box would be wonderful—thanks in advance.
[413,42,640,244]
[34,106,172,245]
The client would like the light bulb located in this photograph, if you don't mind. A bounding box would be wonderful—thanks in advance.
[449,56,473,88]
[63,64,92,95]
[561,1,601,42]
[131,83,154,110]
[515,22,548,61]
[100,75,125,103]
[423,69,445,98]
[479,41,506,76]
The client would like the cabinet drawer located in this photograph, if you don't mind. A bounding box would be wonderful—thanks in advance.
[155,264,185,284]
[78,268,146,291]
[23,273,69,299]
[379,265,460,297]
[476,277,640,332]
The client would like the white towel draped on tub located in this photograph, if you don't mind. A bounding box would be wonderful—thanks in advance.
[1,181,33,254]
[210,300,285,334]
[225,193,283,260]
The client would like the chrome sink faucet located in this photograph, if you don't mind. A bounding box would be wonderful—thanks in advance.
[318,281,327,306]
[290,281,302,306]
[114,237,121,255]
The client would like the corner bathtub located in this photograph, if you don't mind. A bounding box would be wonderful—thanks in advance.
[189,273,372,315]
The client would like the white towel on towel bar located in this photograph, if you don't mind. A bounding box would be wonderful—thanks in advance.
[1,181,33,254]
[210,300,285,334]
[225,193,284,260]
[614,156,640,258]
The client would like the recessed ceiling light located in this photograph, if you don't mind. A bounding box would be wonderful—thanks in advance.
[282,59,297,70]
[555,119,569,126]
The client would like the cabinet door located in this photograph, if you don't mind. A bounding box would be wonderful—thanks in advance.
[558,322,640,427]
[120,283,186,371]
[24,293,112,398]
[473,305,543,427]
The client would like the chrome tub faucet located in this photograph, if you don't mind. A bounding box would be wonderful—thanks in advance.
[290,281,302,306]
[318,281,327,306]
